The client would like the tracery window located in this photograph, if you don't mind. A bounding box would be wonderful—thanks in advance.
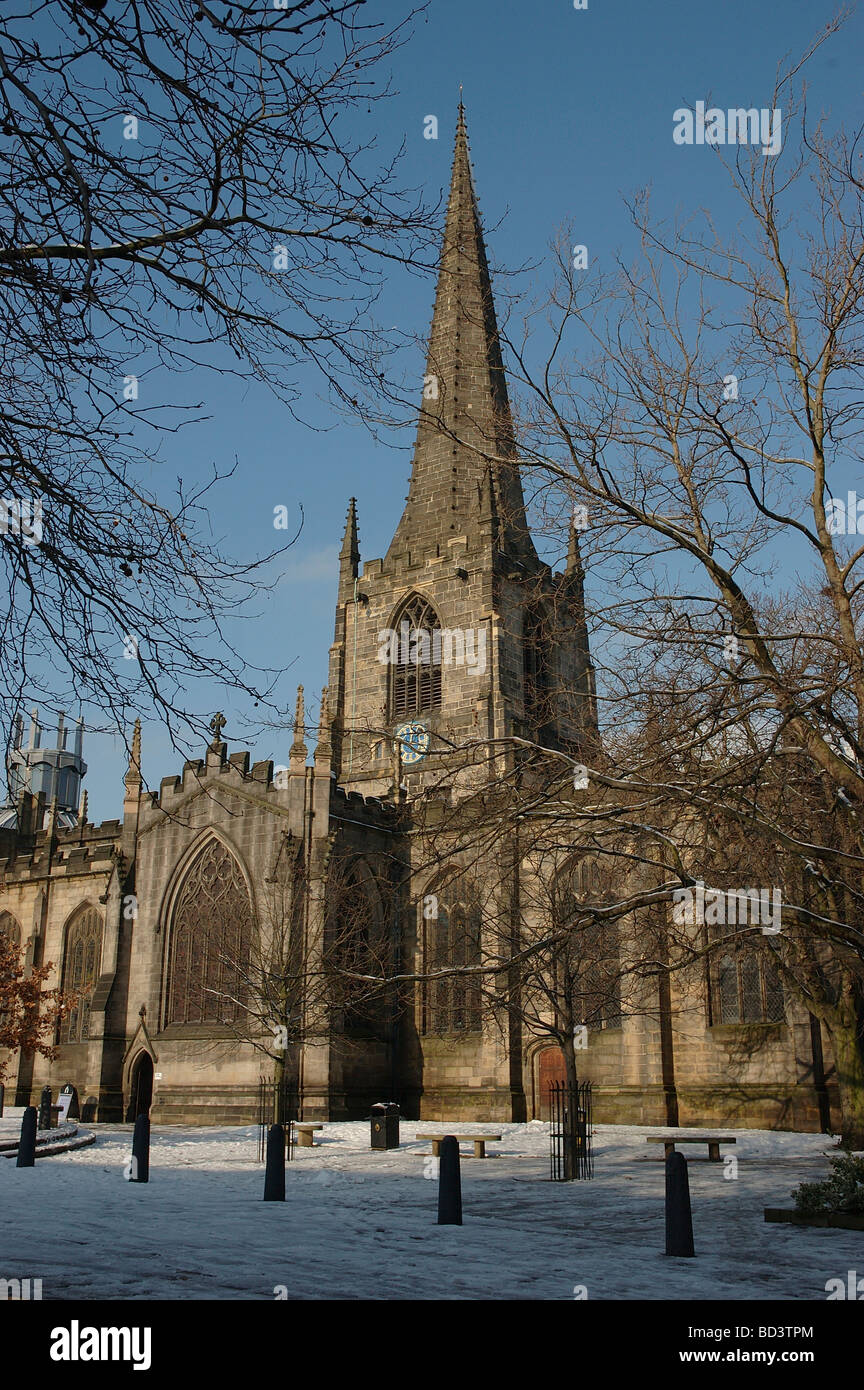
[167,839,253,1026]
[0,911,21,949]
[423,880,482,1034]
[709,934,784,1024]
[0,912,22,1030]
[327,859,389,1036]
[553,858,622,1030]
[523,607,551,729]
[390,594,443,720]
[59,906,103,1044]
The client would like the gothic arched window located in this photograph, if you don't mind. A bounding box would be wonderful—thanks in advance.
[523,606,551,730]
[552,859,622,1030]
[0,911,21,949]
[423,878,482,1034]
[326,858,389,1036]
[0,912,22,1030]
[59,906,103,1044]
[389,594,442,720]
[167,838,253,1026]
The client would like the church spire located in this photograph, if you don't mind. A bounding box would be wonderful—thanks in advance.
[338,498,360,603]
[386,104,536,565]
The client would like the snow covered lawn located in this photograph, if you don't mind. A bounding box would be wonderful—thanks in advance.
[0,1117,858,1300]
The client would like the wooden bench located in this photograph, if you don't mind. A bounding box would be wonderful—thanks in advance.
[293,1122,323,1148]
[417,1133,502,1160]
[647,1135,737,1162]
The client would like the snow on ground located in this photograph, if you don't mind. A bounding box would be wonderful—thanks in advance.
[0,1114,858,1300]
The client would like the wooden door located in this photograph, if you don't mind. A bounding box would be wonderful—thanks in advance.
[536,1046,566,1118]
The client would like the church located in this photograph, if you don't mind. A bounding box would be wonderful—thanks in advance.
[0,109,836,1133]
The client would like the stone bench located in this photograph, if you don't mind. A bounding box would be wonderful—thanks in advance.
[417,1133,502,1160]
[647,1135,737,1162]
[293,1122,323,1148]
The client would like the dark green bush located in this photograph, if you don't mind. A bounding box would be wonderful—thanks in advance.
[792,1153,864,1215]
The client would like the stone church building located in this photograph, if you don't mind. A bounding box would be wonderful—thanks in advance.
[0,109,837,1132]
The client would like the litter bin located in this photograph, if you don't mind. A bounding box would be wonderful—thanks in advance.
[370,1101,400,1150]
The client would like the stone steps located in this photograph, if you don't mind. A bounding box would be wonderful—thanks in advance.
[0,1120,97,1159]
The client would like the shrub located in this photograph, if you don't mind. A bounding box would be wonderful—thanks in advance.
[792,1154,864,1215]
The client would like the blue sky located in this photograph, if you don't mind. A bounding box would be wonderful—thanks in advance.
[41,0,864,821]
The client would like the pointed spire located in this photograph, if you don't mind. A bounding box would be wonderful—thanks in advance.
[289,685,308,762]
[566,513,584,577]
[78,788,88,825]
[315,687,332,766]
[386,104,536,566]
[338,498,360,601]
[563,508,586,607]
[125,718,142,791]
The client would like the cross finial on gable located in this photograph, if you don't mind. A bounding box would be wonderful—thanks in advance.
[208,711,227,749]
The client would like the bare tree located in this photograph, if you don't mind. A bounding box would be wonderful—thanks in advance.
[0,0,433,761]
[484,20,864,1141]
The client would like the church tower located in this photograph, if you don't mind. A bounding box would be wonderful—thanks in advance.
[328,105,596,797]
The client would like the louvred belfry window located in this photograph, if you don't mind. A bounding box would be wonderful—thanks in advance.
[390,594,443,719]
[167,838,253,1026]
[59,907,103,1044]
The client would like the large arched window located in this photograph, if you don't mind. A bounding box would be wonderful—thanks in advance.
[59,906,103,1044]
[423,877,482,1034]
[166,838,253,1026]
[389,593,442,720]
[0,911,21,949]
[326,858,389,1036]
[523,606,551,730]
[552,859,622,1030]
[0,912,22,1030]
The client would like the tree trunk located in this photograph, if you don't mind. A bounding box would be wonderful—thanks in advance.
[559,1032,582,1179]
[823,1001,864,1149]
[561,1031,580,1093]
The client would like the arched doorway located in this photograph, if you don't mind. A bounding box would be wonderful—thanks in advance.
[127,1052,154,1121]
[534,1046,566,1119]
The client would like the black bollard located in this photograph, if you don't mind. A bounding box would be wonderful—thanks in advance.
[0,1081,5,1118]
[16,1106,38,1168]
[38,1085,52,1131]
[129,1112,150,1183]
[264,1123,286,1201]
[665,1150,695,1257]
[437,1135,462,1226]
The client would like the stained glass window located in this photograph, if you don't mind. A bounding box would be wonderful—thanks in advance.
[424,881,482,1034]
[59,906,102,1044]
[523,607,551,729]
[0,911,21,949]
[553,859,622,1030]
[167,839,253,1026]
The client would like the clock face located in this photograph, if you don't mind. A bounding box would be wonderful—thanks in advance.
[394,721,430,765]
